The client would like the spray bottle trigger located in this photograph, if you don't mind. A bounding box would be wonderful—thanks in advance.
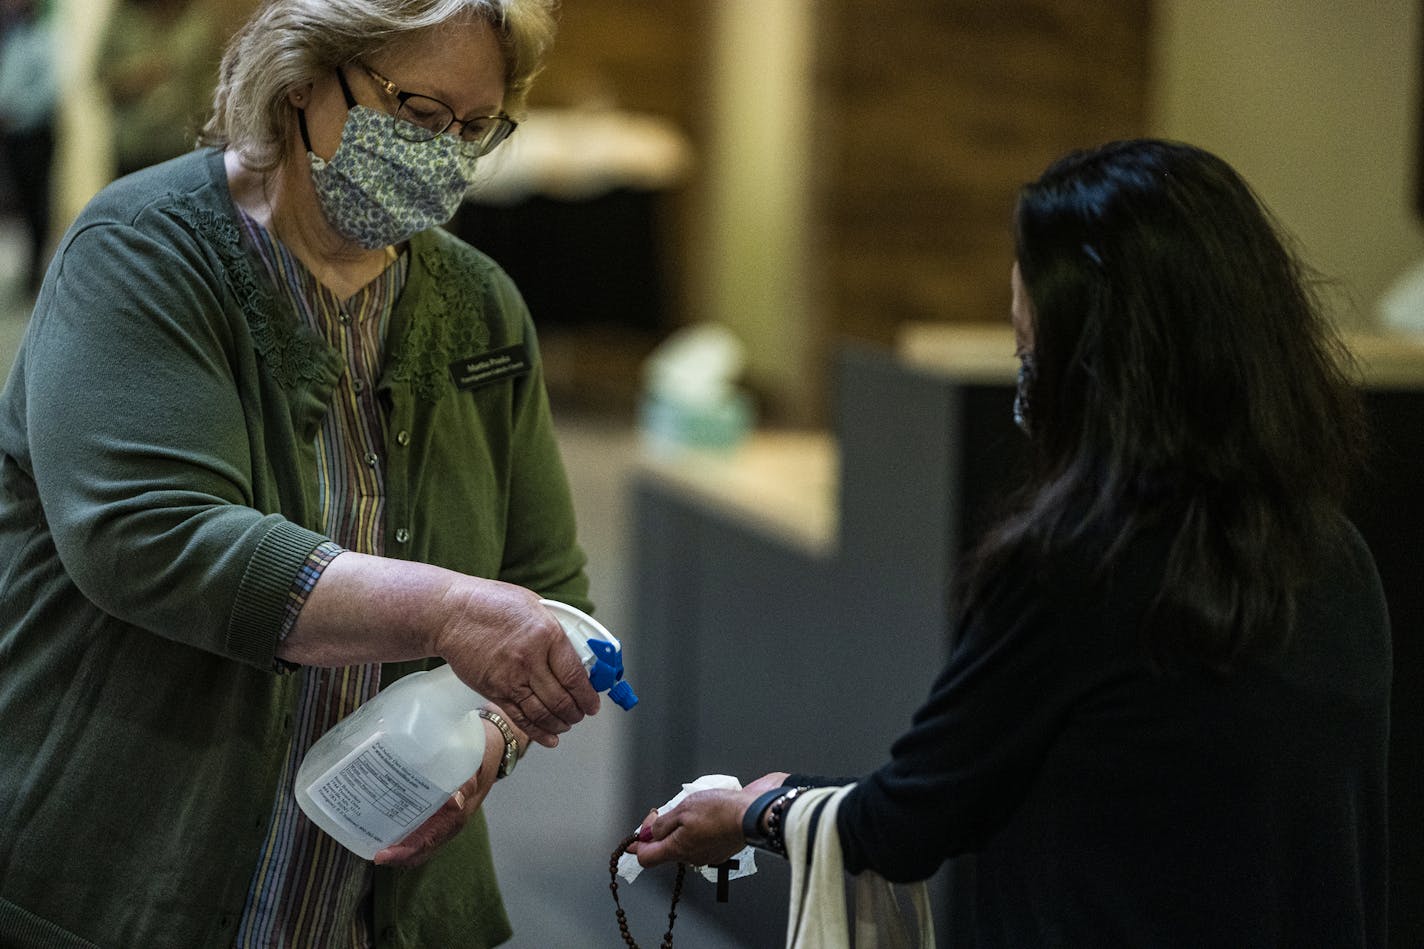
[588,639,639,709]
[586,638,623,692]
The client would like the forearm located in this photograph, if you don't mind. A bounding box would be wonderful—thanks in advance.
[277,550,504,666]
[279,551,597,746]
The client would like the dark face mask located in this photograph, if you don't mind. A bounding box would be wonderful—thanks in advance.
[1012,353,1035,435]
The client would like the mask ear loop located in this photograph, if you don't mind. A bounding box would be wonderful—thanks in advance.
[333,67,359,108]
[297,108,316,156]
[297,68,361,157]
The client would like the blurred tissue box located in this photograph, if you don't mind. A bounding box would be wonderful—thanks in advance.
[638,323,754,455]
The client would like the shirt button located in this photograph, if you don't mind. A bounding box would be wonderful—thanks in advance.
[396,430,410,446]
[339,313,352,326]
[353,379,365,394]
[364,451,379,467]
[394,528,410,544]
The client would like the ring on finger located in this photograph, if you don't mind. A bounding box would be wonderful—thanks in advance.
[453,789,466,811]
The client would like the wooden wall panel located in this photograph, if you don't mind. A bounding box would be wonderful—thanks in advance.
[532,2,709,122]
[517,1,1152,415]
[812,1,1155,349]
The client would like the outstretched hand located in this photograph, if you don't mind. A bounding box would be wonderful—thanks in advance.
[629,772,791,868]
[628,789,753,869]
[436,582,600,748]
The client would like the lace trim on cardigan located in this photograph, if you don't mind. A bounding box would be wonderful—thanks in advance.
[169,197,498,404]
[386,242,494,404]
[168,194,336,392]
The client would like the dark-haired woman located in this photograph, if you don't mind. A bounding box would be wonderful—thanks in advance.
[631,139,1390,947]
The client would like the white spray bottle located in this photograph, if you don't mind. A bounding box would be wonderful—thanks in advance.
[294,599,638,859]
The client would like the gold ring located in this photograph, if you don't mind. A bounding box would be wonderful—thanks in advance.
[453,790,466,811]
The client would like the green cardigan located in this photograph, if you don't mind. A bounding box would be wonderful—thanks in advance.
[0,149,591,949]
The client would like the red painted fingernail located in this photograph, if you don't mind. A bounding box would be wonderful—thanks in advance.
[638,826,653,843]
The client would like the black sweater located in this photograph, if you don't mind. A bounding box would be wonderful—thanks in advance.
[789,517,1390,947]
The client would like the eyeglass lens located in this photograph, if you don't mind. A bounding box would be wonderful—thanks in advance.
[393,96,513,155]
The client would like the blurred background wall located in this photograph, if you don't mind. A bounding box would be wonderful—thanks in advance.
[42,0,1424,423]
[52,0,116,228]
[514,0,1424,423]
[1153,0,1424,334]
[53,0,258,225]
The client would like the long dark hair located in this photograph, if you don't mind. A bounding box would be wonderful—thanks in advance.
[966,139,1366,672]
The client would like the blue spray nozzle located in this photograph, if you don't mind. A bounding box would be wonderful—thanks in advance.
[539,600,640,712]
[607,680,639,710]
[587,638,638,710]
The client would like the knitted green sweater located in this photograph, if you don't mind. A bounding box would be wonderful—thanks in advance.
[0,148,590,949]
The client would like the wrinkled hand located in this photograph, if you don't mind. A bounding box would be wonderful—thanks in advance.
[628,787,762,869]
[436,581,599,748]
[374,718,507,868]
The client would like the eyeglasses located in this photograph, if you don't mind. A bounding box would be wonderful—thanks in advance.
[357,62,517,157]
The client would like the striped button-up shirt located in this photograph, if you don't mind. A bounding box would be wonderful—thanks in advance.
[233,210,409,948]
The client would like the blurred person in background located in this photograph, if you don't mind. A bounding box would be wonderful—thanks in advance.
[0,2,597,947]
[0,0,55,296]
[96,0,225,178]
[631,139,1390,949]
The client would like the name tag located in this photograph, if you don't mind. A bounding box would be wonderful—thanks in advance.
[450,343,531,392]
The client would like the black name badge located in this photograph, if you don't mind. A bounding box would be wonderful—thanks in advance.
[450,343,532,392]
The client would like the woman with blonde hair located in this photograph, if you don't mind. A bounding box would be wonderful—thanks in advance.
[0,2,600,946]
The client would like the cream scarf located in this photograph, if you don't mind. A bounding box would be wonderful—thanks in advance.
[783,784,936,948]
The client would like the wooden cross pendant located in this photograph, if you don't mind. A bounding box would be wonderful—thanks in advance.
[713,858,739,902]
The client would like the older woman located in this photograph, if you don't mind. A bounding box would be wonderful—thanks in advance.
[631,140,1391,947]
[0,1,596,946]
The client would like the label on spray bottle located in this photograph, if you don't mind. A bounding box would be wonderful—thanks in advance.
[305,733,449,849]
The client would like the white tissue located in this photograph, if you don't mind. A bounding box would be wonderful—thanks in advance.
[617,774,759,885]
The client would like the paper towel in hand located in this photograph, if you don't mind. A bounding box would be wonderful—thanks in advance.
[617,774,758,884]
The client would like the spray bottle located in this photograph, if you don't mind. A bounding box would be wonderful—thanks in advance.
[295,599,638,859]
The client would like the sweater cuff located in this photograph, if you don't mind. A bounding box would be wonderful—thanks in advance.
[226,517,332,668]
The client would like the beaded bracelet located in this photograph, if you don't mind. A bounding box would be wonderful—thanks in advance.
[764,786,807,856]
[741,788,787,851]
[761,786,811,857]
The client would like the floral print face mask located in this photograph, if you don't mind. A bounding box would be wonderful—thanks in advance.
[305,105,478,249]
